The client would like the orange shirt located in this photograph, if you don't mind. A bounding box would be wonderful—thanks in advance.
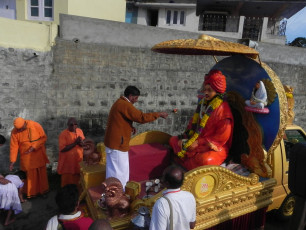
[57,128,85,174]
[104,96,160,151]
[10,120,49,171]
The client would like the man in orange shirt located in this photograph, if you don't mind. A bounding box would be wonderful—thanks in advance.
[104,86,168,189]
[57,118,85,187]
[10,117,49,198]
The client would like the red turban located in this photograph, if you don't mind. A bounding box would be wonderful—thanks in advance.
[204,69,226,94]
[14,117,25,129]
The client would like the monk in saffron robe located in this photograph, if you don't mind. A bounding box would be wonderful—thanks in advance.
[10,117,49,198]
[58,118,85,187]
[170,70,234,170]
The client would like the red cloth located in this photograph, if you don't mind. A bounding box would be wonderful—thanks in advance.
[129,143,170,181]
[204,70,226,94]
[170,101,233,170]
[60,212,93,230]
[206,207,267,230]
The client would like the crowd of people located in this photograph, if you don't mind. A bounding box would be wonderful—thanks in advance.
[0,69,234,229]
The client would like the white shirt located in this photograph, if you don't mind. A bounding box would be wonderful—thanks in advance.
[46,211,82,230]
[5,175,24,189]
[150,188,196,230]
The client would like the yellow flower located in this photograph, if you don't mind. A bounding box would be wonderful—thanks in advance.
[177,96,223,158]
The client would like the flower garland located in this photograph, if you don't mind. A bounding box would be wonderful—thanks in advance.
[177,95,224,159]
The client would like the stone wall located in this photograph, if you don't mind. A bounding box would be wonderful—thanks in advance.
[0,40,214,172]
[0,47,54,171]
[0,33,306,173]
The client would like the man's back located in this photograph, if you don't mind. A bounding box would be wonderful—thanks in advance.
[150,188,196,230]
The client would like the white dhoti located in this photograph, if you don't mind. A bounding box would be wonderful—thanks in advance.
[105,147,129,189]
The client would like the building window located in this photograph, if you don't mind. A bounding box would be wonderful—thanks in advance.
[28,0,53,21]
[242,17,263,41]
[166,9,185,25]
[166,10,171,24]
[202,13,226,31]
[180,11,185,25]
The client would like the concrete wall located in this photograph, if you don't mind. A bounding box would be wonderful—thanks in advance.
[60,14,306,67]
[15,0,126,25]
[0,17,57,51]
[60,14,205,48]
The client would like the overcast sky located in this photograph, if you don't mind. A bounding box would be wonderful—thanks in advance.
[285,6,306,43]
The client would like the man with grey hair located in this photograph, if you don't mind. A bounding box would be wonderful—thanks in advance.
[150,165,196,230]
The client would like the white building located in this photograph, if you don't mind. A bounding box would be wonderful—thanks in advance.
[126,0,306,45]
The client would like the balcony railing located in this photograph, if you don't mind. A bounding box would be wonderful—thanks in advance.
[199,14,240,33]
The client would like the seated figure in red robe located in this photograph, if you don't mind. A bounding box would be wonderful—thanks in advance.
[169,70,234,170]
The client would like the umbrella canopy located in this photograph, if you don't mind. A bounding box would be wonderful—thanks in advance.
[151,34,259,59]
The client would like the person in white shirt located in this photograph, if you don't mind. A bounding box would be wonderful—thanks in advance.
[150,166,196,230]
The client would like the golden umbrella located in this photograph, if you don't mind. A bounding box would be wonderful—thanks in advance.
[152,34,259,62]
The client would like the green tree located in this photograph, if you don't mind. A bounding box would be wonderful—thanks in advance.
[289,37,306,47]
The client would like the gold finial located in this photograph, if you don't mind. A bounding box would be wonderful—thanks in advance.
[198,34,222,42]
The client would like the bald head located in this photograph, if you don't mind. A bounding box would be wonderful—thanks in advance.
[67,117,78,132]
[89,219,113,230]
[163,165,184,189]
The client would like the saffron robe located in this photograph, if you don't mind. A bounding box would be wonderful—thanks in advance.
[170,101,234,170]
[58,128,85,187]
[10,120,49,197]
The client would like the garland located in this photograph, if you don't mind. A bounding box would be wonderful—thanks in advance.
[177,95,224,159]
[285,92,293,99]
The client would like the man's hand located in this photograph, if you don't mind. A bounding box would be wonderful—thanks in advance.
[131,127,136,135]
[178,139,183,149]
[250,99,256,105]
[0,178,11,185]
[188,140,198,151]
[9,162,14,171]
[159,112,168,119]
[208,142,218,151]
[24,147,35,154]
[75,136,82,145]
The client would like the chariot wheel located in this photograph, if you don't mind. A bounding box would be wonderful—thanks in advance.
[276,193,296,221]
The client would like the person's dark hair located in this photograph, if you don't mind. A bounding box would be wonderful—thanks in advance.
[55,184,79,215]
[124,86,140,97]
[0,135,6,145]
[163,165,184,189]
[89,219,113,230]
[14,170,26,180]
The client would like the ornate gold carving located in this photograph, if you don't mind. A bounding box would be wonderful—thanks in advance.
[181,166,259,197]
[261,78,277,105]
[283,85,295,125]
[88,130,278,229]
[261,63,288,170]
[227,91,271,177]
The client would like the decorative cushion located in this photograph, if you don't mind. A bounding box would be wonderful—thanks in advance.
[245,106,270,114]
[129,143,170,182]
